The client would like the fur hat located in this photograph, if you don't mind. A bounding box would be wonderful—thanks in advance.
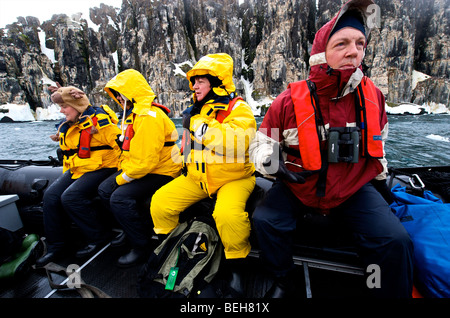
[51,86,90,113]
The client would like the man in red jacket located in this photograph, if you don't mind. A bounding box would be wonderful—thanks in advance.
[250,0,413,298]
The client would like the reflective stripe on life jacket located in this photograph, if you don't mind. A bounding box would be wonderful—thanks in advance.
[122,102,173,151]
[289,78,383,171]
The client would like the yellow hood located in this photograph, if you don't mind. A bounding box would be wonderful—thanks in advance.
[186,53,236,96]
[104,69,156,115]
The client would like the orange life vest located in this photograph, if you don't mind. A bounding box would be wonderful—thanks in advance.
[216,96,243,123]
[289,78,383,171]
[77,116,98,159]
[121,102,171,151]
[121,116,135,152]
[355,78,384,158]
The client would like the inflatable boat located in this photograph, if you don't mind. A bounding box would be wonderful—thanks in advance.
[0,158,449,299]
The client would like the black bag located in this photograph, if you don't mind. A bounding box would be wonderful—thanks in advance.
[137,216,223,298]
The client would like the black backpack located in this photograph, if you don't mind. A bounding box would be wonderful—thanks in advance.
[137,216,223,298]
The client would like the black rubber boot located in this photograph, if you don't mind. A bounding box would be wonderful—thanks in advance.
[264,273,296,298]
[117,248,148,267]
[35,249,65,268]
[110,231,127,247]
[224,258,247,298]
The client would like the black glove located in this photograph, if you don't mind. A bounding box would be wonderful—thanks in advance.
[263,143,306,184]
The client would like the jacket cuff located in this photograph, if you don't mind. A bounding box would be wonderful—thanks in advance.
[116,172,134,186]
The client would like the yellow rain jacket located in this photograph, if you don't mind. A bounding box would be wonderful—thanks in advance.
[104,69,181,186]
[185,53,256,195]
[58,105,121,179]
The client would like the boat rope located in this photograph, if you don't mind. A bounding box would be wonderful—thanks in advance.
[43,243,112,298]
[0,157,61,171]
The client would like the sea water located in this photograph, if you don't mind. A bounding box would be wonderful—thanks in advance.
[0,115,449,168]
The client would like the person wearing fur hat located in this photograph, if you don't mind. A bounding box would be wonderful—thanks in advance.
[99,69,181,267]
[36,84,122,267]
[150,53,257,297]
[250,0,413,298]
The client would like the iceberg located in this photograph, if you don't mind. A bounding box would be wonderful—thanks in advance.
[385,102,449,115]
[0,104,37,122]
[0,103,64,122]
[0,99,448,123]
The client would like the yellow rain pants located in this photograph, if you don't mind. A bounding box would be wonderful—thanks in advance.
[151,174,255,259]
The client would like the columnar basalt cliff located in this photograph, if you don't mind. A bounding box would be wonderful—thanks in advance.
[0,0,448,118]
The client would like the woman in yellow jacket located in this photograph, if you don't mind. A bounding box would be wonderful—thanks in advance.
[150,53,256,296]
[99,69,181,267]
[36,85,122,267]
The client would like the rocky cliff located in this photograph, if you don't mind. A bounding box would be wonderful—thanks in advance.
[0,0,448,117]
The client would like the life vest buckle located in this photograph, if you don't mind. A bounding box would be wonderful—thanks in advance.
[328,127,360,163]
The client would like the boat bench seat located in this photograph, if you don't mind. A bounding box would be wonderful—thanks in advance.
[248,215,365,298]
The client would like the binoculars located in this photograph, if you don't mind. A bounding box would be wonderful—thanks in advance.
[328,127,360,163]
